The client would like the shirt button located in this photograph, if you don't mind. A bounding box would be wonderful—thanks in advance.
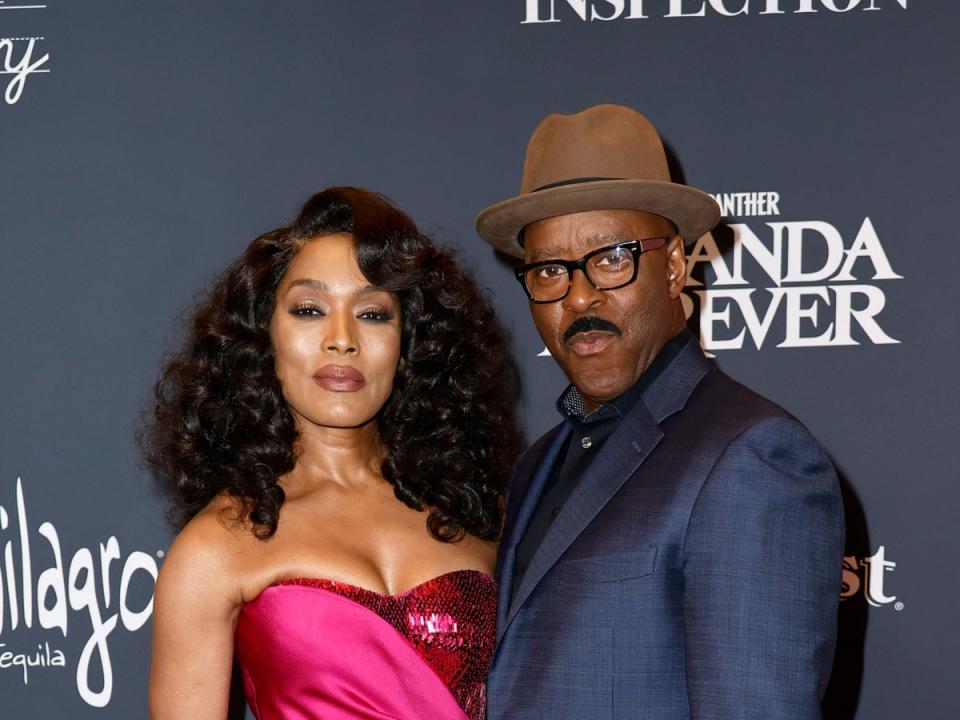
[551,507,561,518]
[581,436,593,449]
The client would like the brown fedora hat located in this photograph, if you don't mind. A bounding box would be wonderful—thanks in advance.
[476,104,720,258]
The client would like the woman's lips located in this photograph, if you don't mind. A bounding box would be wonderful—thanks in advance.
[313,364,366,392]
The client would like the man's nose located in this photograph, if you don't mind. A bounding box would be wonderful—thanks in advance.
[562,268,605,313]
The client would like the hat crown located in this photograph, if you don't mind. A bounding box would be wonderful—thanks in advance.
[475,103,719,258]
[520,104,671,193]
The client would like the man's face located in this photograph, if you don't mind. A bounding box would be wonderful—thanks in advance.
[522,209,687,410]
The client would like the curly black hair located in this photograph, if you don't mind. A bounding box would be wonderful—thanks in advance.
[143,187,522,542]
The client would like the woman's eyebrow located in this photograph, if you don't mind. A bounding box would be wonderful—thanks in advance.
[287,278,386,296]
[288,278,328,291]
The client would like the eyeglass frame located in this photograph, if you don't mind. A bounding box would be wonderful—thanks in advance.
[513,236,670,304]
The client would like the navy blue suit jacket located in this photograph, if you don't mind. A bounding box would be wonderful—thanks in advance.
[488,336,844,720]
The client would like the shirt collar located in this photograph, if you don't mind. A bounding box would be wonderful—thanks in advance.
[556,329,692,424]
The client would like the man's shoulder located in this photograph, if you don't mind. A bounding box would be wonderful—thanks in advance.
[665,367,837,512]
[516,364,818,474]
[689,364,797,425]
[661,363,824,458]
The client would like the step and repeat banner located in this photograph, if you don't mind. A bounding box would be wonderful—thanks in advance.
[1,1,956,718]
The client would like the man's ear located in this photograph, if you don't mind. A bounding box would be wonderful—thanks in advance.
[666,235,687,299]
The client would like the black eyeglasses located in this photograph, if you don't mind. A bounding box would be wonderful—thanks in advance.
[513,237,669,303]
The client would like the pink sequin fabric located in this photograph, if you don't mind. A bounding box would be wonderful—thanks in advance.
[235,569,496,720]
[281,571,496,719]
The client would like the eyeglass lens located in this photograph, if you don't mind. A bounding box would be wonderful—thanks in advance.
[524,244,635,301]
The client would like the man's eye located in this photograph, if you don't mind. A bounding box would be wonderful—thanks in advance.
[536,265,566,280]
[595,249,631,268]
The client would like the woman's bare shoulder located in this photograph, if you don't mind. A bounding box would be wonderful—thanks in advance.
[156,494,257,608]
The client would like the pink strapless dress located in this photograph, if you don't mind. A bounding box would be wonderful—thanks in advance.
[234,570,497,720]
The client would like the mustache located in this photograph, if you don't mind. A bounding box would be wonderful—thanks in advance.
[563,316,622,344]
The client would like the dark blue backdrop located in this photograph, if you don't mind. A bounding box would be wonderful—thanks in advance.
[1,1,956,717]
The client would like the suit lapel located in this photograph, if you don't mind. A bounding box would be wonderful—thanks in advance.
[496,334,713,647]
[641,333,712,423]
[495,423,572,637]
[500,402,663,640]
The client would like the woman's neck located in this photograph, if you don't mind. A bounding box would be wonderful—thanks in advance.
[287,418,386,490]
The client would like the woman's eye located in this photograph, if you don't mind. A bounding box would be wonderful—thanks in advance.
[291,304,324,317]
[358,309,394,322]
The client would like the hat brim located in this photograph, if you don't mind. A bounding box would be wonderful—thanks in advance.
[475,180,720,258]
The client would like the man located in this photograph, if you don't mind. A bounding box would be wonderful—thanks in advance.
[475,104,843,719]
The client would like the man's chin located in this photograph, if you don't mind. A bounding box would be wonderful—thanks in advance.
[561,365,631,405]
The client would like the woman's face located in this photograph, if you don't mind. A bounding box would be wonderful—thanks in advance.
[270,233,402,430]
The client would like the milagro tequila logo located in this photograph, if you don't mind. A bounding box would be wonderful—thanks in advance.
[682,190,902,352]
[0,477,159,707]
[522,0,908,23]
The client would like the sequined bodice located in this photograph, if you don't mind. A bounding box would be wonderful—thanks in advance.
[235,569,497,720]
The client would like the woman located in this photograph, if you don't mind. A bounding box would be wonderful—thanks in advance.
[145,187,521,719]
